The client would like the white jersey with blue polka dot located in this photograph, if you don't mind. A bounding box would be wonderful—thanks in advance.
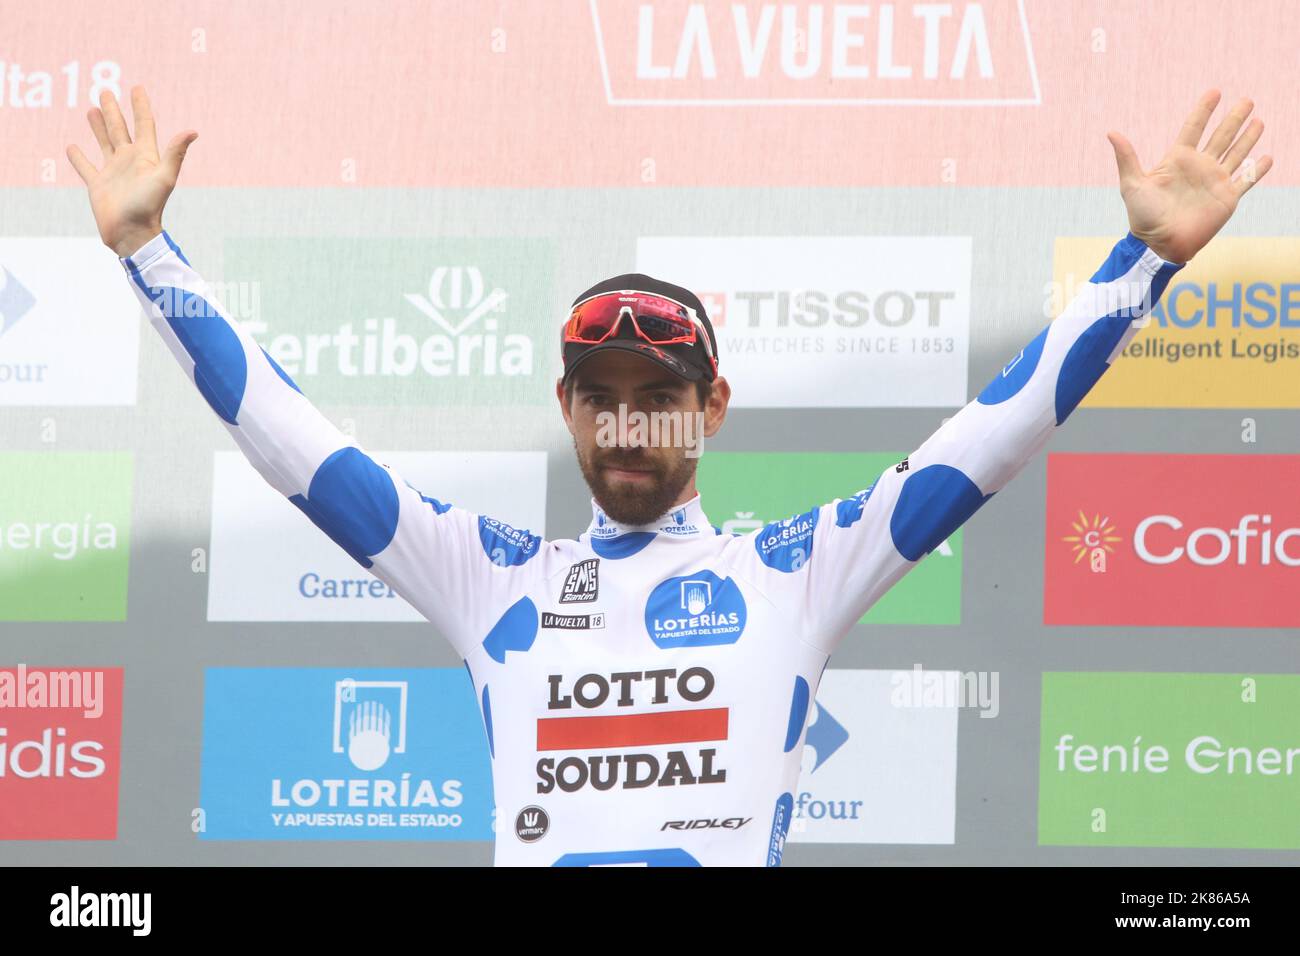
[120,229,1184,866]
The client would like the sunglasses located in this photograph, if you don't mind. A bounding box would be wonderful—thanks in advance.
[563,290,718,376]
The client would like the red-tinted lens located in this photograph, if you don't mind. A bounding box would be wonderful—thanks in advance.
[631,296,695,342]
[566,293,697,347]
[565,295,626,343]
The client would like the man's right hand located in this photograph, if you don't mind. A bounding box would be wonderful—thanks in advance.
[65,85,198,259]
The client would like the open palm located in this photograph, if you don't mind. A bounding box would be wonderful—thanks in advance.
[1109,89,1272,265]
[65,86,198,258]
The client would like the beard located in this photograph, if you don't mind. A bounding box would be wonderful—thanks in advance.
[574,438,698,527]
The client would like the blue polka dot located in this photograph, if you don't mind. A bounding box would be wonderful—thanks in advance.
[890,463,992,561]
[834,484,876,528]
[978,324,1048,406]
[481,684,495,759]
[591,531,655,559]
[755,508,818,573]
[784,676,810,753]
[287,447,400,569]
[478,516,542,567]
[130,280,247,425]
[1054,312,1131,424]
[482,596,539,663]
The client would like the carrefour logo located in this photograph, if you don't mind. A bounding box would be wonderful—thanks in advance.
[644,570,747,648]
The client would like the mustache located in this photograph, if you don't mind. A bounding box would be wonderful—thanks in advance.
[593,448,662,471]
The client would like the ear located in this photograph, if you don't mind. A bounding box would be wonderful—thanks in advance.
[556,377,576,435]
[702,376,730,438]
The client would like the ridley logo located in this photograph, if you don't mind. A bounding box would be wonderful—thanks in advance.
[661,817,752,831]
[515,805,550,842]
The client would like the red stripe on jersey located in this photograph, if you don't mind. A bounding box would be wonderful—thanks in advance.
[537,707,729,750]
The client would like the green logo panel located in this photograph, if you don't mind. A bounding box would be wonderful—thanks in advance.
[1039,672,1300,849]
[697,452,962,625]
[0,452,133,621]
[222,237,557,405]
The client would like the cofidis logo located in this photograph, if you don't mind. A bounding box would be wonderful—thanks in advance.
[1044,453,1300,627]
[0,666,123,839]
[198,668,493,840]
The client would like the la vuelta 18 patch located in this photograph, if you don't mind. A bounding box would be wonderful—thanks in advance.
[643,569,747,648]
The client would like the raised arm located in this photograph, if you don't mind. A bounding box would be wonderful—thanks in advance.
[67,87,540,656]
[777,88,1273,653]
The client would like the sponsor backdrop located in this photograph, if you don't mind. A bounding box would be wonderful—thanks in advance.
[1,1,1297,864]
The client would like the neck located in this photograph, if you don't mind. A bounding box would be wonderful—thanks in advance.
[584,493,714,553]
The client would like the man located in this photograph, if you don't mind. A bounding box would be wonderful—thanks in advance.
[68,86,1270,866]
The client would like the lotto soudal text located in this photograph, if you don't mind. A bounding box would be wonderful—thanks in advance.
[537,667,728,793]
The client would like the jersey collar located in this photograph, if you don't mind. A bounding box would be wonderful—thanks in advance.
[584,494,715,545]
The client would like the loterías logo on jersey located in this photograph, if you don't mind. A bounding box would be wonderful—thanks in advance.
[643,569,746,648]
[535,667,727,794]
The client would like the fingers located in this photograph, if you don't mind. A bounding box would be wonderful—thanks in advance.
[65,144,98,185]
[1221,116,1264,174]
[1107,130,1143,188]
[1233,154,1273,195]
[1174,88,1221,149]
[161,130,199,182]
[1203,96,1254,161]
[88,107,113,159]
[130,85,158,155]
[98,88,132,148]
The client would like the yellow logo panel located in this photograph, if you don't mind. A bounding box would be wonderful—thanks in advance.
[1052,237,1300,408]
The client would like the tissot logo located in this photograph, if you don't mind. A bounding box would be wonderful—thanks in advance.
[637,236,973,409]
[589,0,1041,106]
[559,558,600,603]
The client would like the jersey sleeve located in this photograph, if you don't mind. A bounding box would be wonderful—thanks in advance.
[772,231,1185,654]
[118,229,544,658]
